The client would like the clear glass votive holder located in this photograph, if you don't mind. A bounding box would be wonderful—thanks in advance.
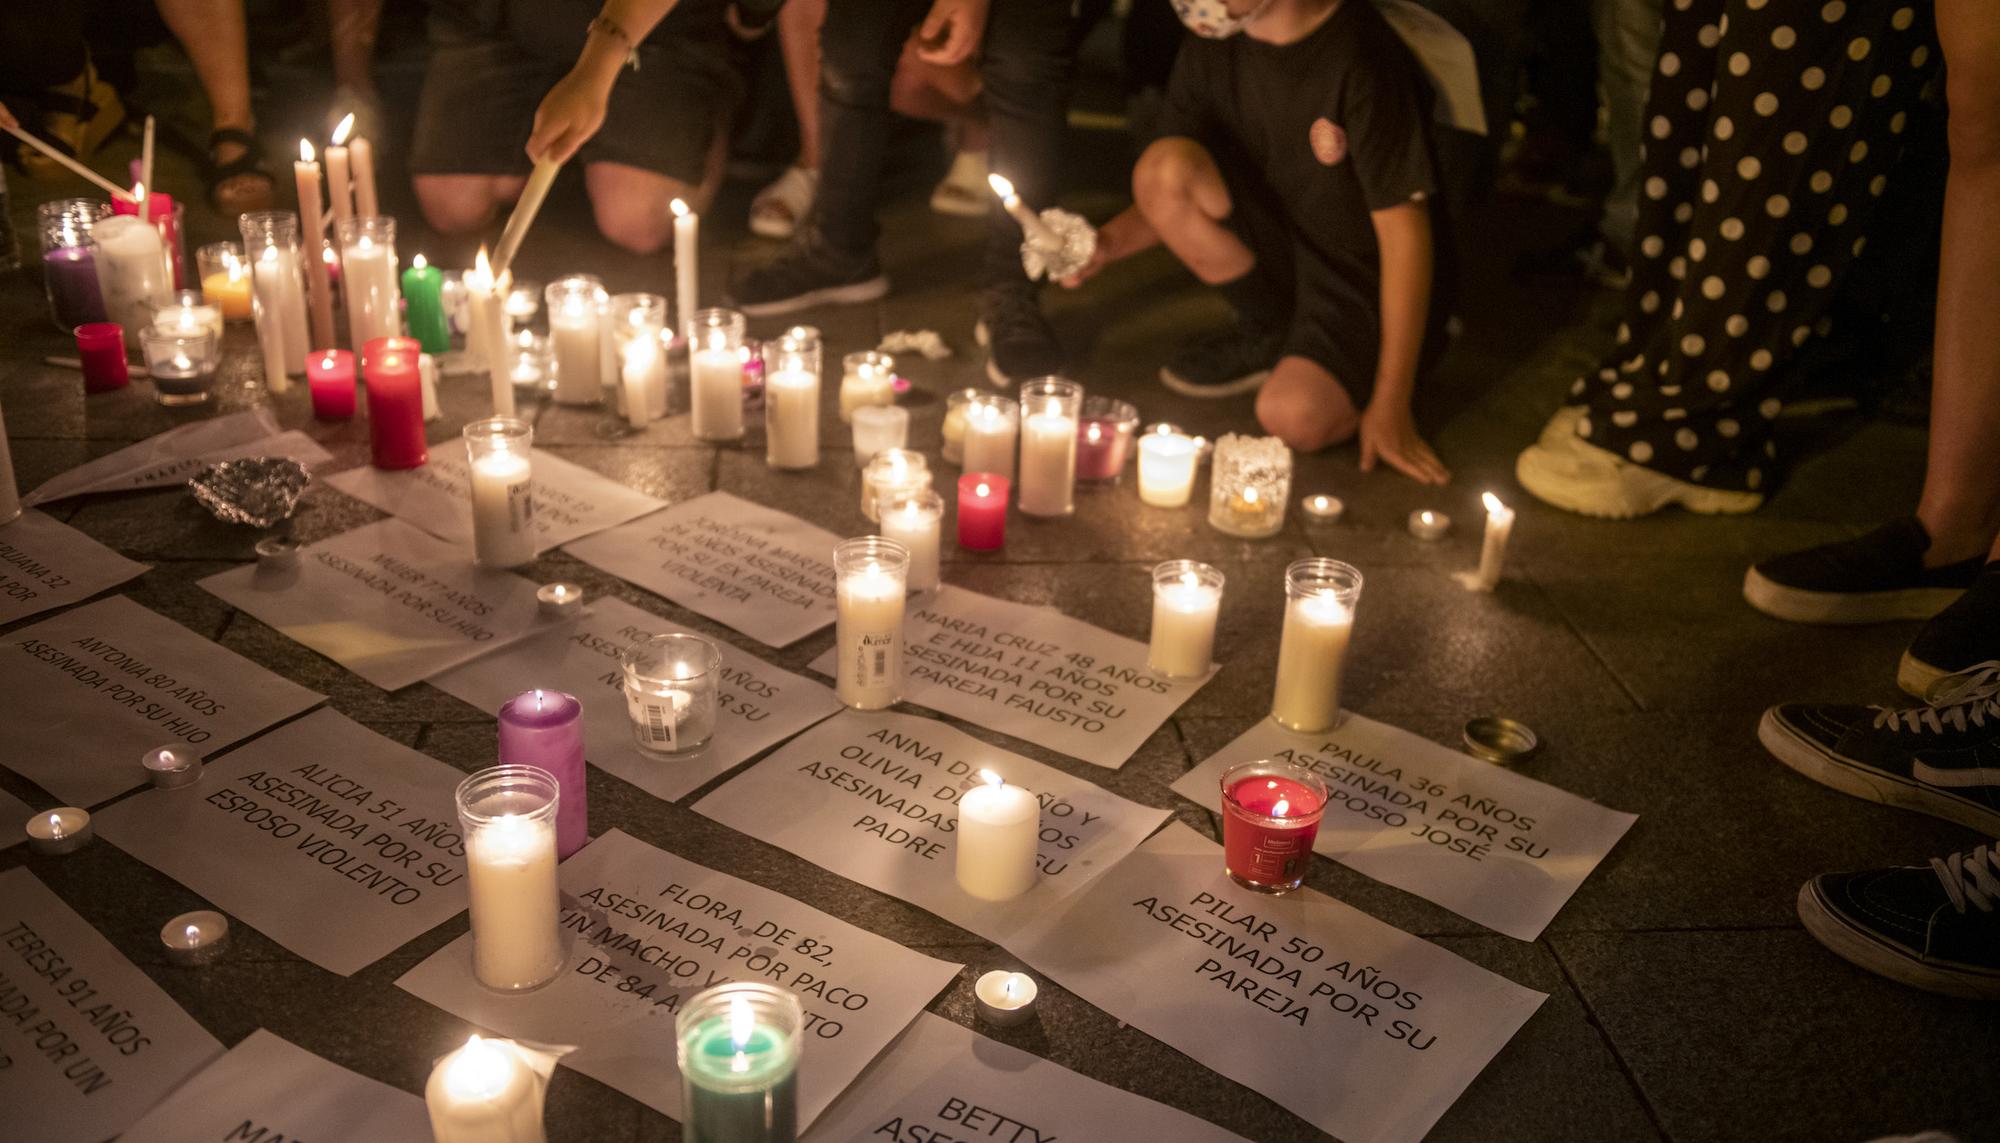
[764,326,822,469]
[1271,558,1363,733]
[676,982,802,1143]
[608,293,669,428]
[861,448,931,522]
[1076,396,1139,484]
[1148,559,1224,680]
[140,326,218,406]
[940,387,982,465]
[1220,758,1329,894]
[153,288,223,342]
[851,404,909,465]
[336,215,401,349]
[506,279,543,333]
[454,764,564,992]
[959,394,1019,482]
[690,307,749,441]
[879,488,944,593]
[39,198,110,331]
[1137,428,1200,508]
[838,350,895,423]
[1016,377,1083,518]
[195,241,253,322]
[508,331,555,393]
[620,633,723,756]
[464,417,536,569]
[1208,433,1292,538]
[834,536,910,711]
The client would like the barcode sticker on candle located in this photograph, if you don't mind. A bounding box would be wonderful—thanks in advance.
[627,692,678,751]
[857,632,895,688]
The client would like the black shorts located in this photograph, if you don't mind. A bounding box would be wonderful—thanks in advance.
[409,0,743,184]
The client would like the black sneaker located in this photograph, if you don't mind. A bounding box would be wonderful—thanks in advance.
[727,234,889,318]
[1743,518,1983,625]
[1159,321,1284,399]
[974,285,1064,387]
[1757,663,2000,837]
[1798,842,2000,999]
[1902,562,2000,698]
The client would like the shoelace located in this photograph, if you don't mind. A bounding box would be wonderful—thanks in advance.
[1930,843,2000,914]
[1870,661,2000,734]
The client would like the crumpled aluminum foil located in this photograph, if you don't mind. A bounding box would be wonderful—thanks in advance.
[188,457,312,528]
[1020,208,1098,282]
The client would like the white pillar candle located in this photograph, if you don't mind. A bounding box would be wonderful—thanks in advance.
[293,141,337,350]
[466,418,535,569]
[465,250,513,415]
[1468,492,1516,592]
[420,353,442,421]
[838,351,895,423]
[325,114,355,230]
[765,370,820,468]
[834,537,908,710]
[465,809,560,989]
[425,1035,548,1143]
[879,490,943,592]
[93,214,173,344]
[547,280,606,406]
[1137,432,1199,507]
[1017,411,1077,517]
[249,242,309,376]
[1270,559,1363,734]
[691,348,744,441]
[671,198,698,338]
[349,135,378,218]
[851,405,909,465]
[620,335,666,430]
[955,770,1039,901]
[861,449,930,522]
[1148,561,1222,679]
[959,397,1019,481]
[339,220,401,349]
[0,395,21,525]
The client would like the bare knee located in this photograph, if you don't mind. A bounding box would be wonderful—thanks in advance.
[1256,362,1361,453]
[1132,137,1214,222]
[591,199,672,255]
[415,176,504,234]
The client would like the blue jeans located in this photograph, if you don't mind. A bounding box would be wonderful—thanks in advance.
[1590,0,1663,256]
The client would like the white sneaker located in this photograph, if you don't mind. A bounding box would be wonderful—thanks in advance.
[1537,405,1587,447]
[930,151,991,218]
[1516,432,1763,519]
[749,166,819,240]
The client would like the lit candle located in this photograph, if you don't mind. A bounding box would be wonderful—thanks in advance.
[834,537,908,710]
[74,323,130,393]
[455,766,564,992]
[325,113,356,230]
[142,745,202,789]
[940,387,980,464]
[851,404,909,465]
[1075,397,1138,483]
[161,910,229,965]
[404,252,451,354]
[465,417,536,569]
[425,1035,549,1143]
[690,308,747,441]
[293,140,337,350]
[1208,433,1291,539]
[303,349,355,419]
[671,197,698,339]
[959,395,1019,482]
[240,211,311,381]
[1220,760,1329,894]
[1136,430,1199,508]
[861,448,930,522]
[92,214,172,345]
[546,275,609,406]
[465,249,514,416]
[880,490,944,592]
[1408,508,1451,541]
[973,970,1038,1027]
[111,185,183,289]
[1016,378,1080,518]
[198,255,253,321]
[619,334,666,431]
[24,807,93,855]
[954,769,1039,901]
[956,474,1007,551]
[1148,560,1222,679]
[764,327,821,469]
[496,690,586,859]
[364,336,428,470]
[987,172,1060,250]
[837,350,895,423]
[153,296,222,343]
[676,985,801,1143]
[339,216,401,350]
[255,536,302,571]
[1467,492,1515,592]
[537,582,584,618]
[1302,493,1344,524]
[1270,558,1362,734]
[39,199,110,329]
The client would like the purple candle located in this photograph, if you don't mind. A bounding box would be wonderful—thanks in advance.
[1076,397,1139,483]
[497,689,587,858]
[43,247,109,330]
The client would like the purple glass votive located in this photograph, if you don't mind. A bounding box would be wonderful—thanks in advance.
[1076,397,1140,483]
[44,247,109,330]
[497,689,587,859]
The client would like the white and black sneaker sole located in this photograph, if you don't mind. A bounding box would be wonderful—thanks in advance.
[1757,708,2000,837]
[1157,365,1271,399]
[1797,881,2000,1000]
[736,275,890,319]
[1742,568,1965,626]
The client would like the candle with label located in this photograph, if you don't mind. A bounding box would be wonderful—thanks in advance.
[339,216,401,349]
[1016,378,1080,517]
[465,417,536,568]
[955,769,1040,901]
[880,489,944,592]
[956,474,1007,550]
[1220,759,1329,894]
[1136,427,1199,507]
[690,308,747,441]
[292,140,337,349]
[425,1035,549,1143]
[364,336,428,469]
[240,211,310,379]
[764,326,821,469]
[838,350,895,423]
[620,633,722,756]
[1466,492,1515,591]
[834,536,908,710]
[1270,558,1362,733]
[403,252,451,353]
[1148,560,1223,679]
[160,910,229,965]
[959,395,1019,482]
[676,984,801,1143]
[455,765,564,991]
[671,197,699,338]
[547,274,610,406]
[496,691,586,858]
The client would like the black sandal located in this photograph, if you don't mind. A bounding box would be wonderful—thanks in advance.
[205,128,275,213]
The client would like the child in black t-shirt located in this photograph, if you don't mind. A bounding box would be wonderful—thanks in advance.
[1065,0,1449,483]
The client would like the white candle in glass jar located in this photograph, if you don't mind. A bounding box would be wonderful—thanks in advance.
[1271,592,1354,733]
[839,363,895,422]
[1016,408,1076,517]
[836,561,905,710]
[1149,573,1221,679]
[550,297,605,406]
[955,770,1039,901]
[620,336,666,430]
[249,242,309,376]
[960,401,1018,482]
[342,233,400,348]
[470,449,534,568]
[691,347,744,441]
[765,369,819,468]
[425,1035,548,1143]
[94,215,174,344]
[1137,433,1199,507]
[879,496,942,592]
[466,812,561,991]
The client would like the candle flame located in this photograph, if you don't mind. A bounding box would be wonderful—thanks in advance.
[1420,510,1435,525]
[413,252,428,270]
[299,138,315,163]
[1086,423,1102,442]
[1243,486,1260,505]
[47,813,64,839]
[184,924,199,946]
[729,996,755,1051]
[1273,798,1290,817]
[670,197,690,219]
[978,768,1004,789]
[1312,495,1330,510]
[322,245,338,265]
[331,112,355,146]
[446,1035,516,1100]
[1482,491,1505,515]
[132,183,146,203]
[987,172,1016,200]
[975,482,991,498]
[1181,572,1200,589]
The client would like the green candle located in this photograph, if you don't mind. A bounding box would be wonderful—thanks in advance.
[402,252,451,354]
[677,984,800,1143]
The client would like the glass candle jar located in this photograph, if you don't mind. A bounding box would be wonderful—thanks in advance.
[506,280,543,333]
[940,387,982,465]
[454,765,564,992]
[195,241,253,321]
[39,198,110,330]
[140,326,218,406]
[861,448,931,522]
[851,404,909,465]
[959,394,1019,482]
[620,632,723,755]
[764,326,822,470]
[1075,396,1139,484]
[690,307,748,441]
[879,489,944,593]
[1016,377,1082,517]
[1137,428,1200,508]
[546,274,612,406]
[609,293,669,429]
[238,211,310,378]
[508,331,555,393]
[337,215,401,350]
[1208,433,1291,538]
[1148,560,1224,679]
[1220,758,1329,894]
[1271,558,1362,733]
[676,983,802,1143]
[153,288,223,342]
[464,417,536,569]
[838,350,895,423]
[834,536,909,710]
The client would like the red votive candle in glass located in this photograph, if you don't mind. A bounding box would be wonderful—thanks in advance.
[74,323,130,392]
[1220,759,1329,894]
[497,689,588,859]
[306,349,356,420]
[363,336,427,469]
[957,473,1008,550]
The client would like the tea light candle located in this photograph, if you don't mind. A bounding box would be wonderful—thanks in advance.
[851,405,909,465]
[537,582,584,618]
[764,327,821,470]
[141,326,218,406]
[1208,434,1291,538]
[547,275,610,407]
[338,216,401,350]
[834,536,908,710]
[690,308,748,441]
[957,474,1008,550]
[959,395,1019,481]
[676,985,801,1143]
[1302,494,1345,524]
[1271,558,1362,734]
[255,535,302,571]
[862,449,931,522]
[25,808,92,855]
[305,349,356,419]
[1016,379,1081,517]
[838,350,895,423]
[940,388,981,464]
[466,417,536,569]
[1148,560,1223,679]
[955,770,1039,901]
[161,910,229,965]
[142,745,202,789]
[363,336,428,470]
[1465,492,1515,592]
[1408,508,1450,541]
[455,766,564,991]
[879,490,944,592]
[620,633,722,756]
[497,690,586,859]
[426,1034,549,1143]
[973,970,1038,1028]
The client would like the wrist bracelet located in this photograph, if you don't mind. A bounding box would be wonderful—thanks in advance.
[588,14,642,71]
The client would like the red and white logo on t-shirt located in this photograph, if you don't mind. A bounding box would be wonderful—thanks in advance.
[1310,118,1347,166]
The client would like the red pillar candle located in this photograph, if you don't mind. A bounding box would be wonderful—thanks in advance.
[957,473,1008,550]
[363,336,427,469]
[1219,759,1329,894]
[74,323,130,392]
[306,349,357,420]
[497,689,588,859]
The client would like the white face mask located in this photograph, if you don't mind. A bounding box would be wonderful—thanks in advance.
[1170,0,1279,38]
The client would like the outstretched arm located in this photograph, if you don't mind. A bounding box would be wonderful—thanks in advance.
[1357,199,1449,484]
[528,0,685,163]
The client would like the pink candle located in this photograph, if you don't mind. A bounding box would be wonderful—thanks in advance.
[363,336,427,469]
[957,473,1008,550]
[498,689,588,859]
[1075,397,1138,483]
[307,349,356,419]
[75,323,130,392]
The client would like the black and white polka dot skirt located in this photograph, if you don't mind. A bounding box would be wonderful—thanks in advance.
[1571,0,1939,492]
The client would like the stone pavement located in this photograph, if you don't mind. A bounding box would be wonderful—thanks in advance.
[3,99,1997,1143]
